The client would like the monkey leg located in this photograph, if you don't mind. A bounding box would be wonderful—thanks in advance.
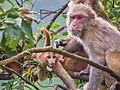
[53,62,78,90]
[106,52,120,75]
[5,62,21,74]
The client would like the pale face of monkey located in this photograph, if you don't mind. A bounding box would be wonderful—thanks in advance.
[67,13,86,38]
[67,4,96,38]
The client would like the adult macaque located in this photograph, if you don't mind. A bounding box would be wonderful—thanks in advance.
[67,3,120,90]
[56,0,109,57]
[70,0,109,21]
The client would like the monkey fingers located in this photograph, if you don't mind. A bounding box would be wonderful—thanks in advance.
[55,39,70,48]
[79,65,90,76]
[47,66,53,72]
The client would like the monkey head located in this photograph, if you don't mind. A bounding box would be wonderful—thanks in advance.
[67,4,96,38]
[37,52,63,70]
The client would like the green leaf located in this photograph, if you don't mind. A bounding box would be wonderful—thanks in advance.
[51,22,61,30]
[53,35,59,40]
[0,24,7,29]
[0,0,5,3]
[22,43,33,51]
[7,8,19,19]
[62,31,68,36]
[21,19,35,45]
[6,51,16,57]
[0,7,4,15]
[62,14,67,19]
[9,38,20,51]
[0,53,3,59]
[4,18,16,24]
[21,19,33,38]
[74,79,80,86]
[103,0,109,7]
[5,24,25,39]
[0,30,3,43]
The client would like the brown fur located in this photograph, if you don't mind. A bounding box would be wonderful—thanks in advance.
[67,4,120,90]
[62,51,88,72]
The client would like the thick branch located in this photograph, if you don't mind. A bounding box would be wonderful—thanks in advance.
[1,47,120,82]
[0,51,30,65]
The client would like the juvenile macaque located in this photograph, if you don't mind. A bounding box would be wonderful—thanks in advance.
[34,28,78,90]
[33,28,59,81]
[36,28,62,71]
[67,3,120,90]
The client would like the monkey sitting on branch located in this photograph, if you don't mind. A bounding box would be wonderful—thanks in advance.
[33,28,78,90]
[66,3,120,90]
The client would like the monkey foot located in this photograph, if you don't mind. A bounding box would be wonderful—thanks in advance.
[109,82,120,90]
[79,68,89,76]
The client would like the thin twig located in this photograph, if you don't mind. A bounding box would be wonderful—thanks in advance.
[46,2,68,30]
[37,2,68,42]
[51,25,67,35]
[2,66,40,90]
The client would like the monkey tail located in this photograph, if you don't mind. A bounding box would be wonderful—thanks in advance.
[40,28,51,46]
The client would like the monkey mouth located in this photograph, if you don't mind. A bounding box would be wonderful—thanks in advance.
[71,31,79,36]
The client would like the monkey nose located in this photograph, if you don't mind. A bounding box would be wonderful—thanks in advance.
[73,24,76,27]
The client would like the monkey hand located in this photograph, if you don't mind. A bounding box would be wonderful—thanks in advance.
[46,56,56,72]
[55,39,70,48]
[79,65,90,76]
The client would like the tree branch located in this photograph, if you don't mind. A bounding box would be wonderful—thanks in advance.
[50,25,67,35]
[1,47,120,82]
[2,66,40,90]
[37,2,68,42]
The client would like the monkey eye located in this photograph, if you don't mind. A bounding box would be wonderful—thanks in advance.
[77,16,83,19]
[52,56,56,59]
[70,16,75,19]
[47,55,51,59]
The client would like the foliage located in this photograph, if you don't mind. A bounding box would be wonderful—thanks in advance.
[0,0,120,90]
[101,0,120,29]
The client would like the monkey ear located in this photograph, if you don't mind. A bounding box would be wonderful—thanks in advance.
[56,54,63,62]
[86,8,96,19]
[89,11,96,19]
[36,53,43,60]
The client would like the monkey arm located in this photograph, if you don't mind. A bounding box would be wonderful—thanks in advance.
[63,38,84,53]
[53,62,78,90]
[87,55,106,90]
[55,38,83,53]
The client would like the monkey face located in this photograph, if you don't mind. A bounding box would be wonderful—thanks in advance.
[67,13,86,38]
